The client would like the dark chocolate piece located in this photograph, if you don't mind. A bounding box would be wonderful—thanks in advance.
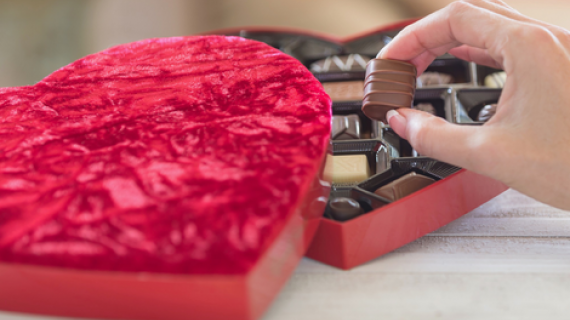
[374,172,435,201]
[329,197,364,221]
[477,103,497,122]
[417,72,453,87]
[362,59,417,122]
[311,54,370,73]
[332,114,361,140]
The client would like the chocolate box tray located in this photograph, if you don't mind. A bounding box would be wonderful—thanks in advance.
[210,23,508,270]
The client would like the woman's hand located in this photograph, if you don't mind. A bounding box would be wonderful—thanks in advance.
[380,0,570,209]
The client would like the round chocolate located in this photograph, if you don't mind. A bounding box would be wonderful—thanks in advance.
[329,197,364,222]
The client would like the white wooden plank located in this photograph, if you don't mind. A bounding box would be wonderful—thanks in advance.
[432,189,570,237]
[264,272,570,320]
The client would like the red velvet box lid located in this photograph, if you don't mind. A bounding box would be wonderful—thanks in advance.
[0,35,332,320]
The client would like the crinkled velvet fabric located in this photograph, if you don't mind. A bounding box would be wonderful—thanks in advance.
[0,36,331,274]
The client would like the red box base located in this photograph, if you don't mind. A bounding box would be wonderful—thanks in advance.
[306,169,508,269]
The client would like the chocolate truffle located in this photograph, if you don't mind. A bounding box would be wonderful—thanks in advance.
[416,72,453,87]
[362,59,417,122]
[329,197,364,222]
[413,103,437,116]
[477,103,497,122]
[484,71,506,88]
[374,172,435,201]
[332,114,361,140]
[323,154,370,185]
[310,54,370,73]
[322,81,364,102]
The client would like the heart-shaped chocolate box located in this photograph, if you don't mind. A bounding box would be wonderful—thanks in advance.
[213,21,506,269]
[0,20,508,320]
[0,36,331,320]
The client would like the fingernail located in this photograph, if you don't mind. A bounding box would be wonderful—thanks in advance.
[386,109,399,123]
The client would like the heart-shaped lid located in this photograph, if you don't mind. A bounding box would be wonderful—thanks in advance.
[0,36,331,275]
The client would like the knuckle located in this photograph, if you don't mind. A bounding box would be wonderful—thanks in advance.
[524,25,555,43]
[507,24,557,52]
[550,26,570,46]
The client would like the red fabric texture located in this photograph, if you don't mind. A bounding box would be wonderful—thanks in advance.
[0,36,331,274]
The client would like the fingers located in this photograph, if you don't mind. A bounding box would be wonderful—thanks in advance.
[448,45,503,69]
[379,1,524,72]
[386,108,490,174]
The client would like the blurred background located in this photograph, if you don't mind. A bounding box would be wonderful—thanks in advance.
[1,0,569,88]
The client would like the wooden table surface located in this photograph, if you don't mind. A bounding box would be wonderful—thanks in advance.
[2,189,569,320]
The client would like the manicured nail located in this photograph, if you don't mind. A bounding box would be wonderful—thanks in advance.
[386,109,399,123]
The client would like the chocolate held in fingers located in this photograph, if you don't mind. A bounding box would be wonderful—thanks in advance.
[362,59,417,122]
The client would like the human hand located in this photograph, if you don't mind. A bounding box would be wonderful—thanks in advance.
[379,0,570,210]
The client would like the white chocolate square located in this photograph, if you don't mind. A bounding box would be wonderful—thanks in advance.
[323,154,370,185]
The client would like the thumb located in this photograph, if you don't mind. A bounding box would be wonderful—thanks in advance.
[386,108,489,173]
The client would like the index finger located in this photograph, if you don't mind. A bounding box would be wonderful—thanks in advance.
[380,1,521,73]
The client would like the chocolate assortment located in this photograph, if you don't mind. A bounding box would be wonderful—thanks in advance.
[221,27,504,224]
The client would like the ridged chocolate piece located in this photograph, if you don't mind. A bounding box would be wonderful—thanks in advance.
[362,59,417,122]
